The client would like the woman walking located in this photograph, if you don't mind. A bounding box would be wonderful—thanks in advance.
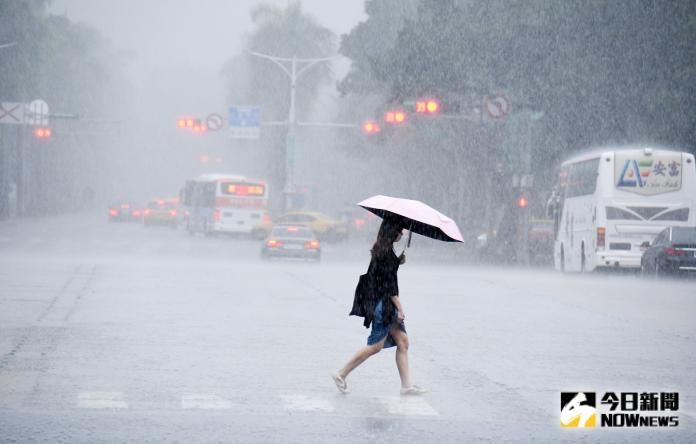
[332,218,426,395]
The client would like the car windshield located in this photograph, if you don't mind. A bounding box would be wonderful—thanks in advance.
[271,226,313,238]
[672,228,696,244]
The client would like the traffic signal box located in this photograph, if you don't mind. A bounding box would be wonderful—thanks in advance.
[177,118,206,133]
[33,127,52,139]
[362,120,381,135]
[361,97,453,140]
[384,110,407,125]
[414,99,440,115]
[517,194,529,209]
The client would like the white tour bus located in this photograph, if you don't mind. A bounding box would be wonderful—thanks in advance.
[549,147,696,272]
[181,174,269,235]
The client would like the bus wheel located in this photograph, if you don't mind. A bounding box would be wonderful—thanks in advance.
[560,245,566,273]
[580,244,586,273]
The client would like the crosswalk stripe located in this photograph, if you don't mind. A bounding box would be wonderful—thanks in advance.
[77,391,128,409]
[281,394,335,413]
[70,391,438,416]
[181,394,232,409]
[380,397,439,416]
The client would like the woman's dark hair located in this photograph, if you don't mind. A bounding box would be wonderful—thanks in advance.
[371,218,402,258]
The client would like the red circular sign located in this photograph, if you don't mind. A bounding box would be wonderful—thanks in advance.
[483,95,512,120]
[205,113,224,131]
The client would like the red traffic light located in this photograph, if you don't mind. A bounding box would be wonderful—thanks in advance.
[177,118,205,132]
[517,195,529,209]
[385,110,407,124]
[362,120,381,135]
[415,99,440,114]
[34,127,52,139]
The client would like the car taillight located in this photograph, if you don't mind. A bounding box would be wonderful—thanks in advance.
[266,239,282,247]
[109,209,118,216]
[664,246,687,256]
[262,213,271,224]
[144,209,151,216]
[597,227,606,249]
[132,210,141,217]
[169,210,177,217]
[354,218,366,227]
[120,204,129,209]
[305,240,320,249]
[214,209,221,222]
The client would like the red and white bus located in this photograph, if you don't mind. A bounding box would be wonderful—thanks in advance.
[181,174,269,236]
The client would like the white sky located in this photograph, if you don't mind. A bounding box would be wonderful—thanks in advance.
[47,1,366,123]
[49,0,366,79]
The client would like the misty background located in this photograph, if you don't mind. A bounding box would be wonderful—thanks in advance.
[1,0,695,246]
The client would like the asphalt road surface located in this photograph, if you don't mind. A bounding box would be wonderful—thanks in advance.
[1,211,694,443]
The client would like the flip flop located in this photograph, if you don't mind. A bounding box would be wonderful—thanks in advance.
[400,385,428,396]
[332,374,349,394]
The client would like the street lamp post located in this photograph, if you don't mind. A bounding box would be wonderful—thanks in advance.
[246,50,338,211]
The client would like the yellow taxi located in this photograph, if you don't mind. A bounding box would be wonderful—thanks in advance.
[143,198,179,228]
[252,210,348,241]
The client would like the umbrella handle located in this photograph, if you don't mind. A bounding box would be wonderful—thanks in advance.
[407,221,413,248]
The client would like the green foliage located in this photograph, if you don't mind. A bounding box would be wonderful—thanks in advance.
[336,0,696,231]
[225,1,336,120]
[341,0,696,151]
[0,0,127,117]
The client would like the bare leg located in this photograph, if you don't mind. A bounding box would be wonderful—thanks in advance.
[389,326,411,388]
[338,339,385,379]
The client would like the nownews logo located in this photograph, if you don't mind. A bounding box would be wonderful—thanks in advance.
[561,392,596,428]
[561,391,679,428]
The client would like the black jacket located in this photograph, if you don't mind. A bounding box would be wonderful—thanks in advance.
[350,251,400,328]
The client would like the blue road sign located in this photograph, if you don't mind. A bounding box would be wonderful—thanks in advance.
[228,106,261,139]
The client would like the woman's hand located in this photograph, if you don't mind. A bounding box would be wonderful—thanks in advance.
[397,310,406,321]
[398,252,406,265]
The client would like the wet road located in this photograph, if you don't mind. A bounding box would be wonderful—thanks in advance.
[1,211,694,443]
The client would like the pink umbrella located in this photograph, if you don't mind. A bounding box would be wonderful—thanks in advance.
[357,195,464,246]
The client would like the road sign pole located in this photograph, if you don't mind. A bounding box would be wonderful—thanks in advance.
[286,56,297,211]
[246,50,338,212]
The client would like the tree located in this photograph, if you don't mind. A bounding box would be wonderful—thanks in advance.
[222,1,336,213]
[0,1,129,216]
[336,0,696,249]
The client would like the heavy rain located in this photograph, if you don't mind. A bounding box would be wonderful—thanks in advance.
[1,1,695,442]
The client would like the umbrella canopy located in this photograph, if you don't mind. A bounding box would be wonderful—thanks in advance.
[357,195,464,243]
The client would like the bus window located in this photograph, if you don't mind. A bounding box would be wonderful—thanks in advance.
[566,158,600,198]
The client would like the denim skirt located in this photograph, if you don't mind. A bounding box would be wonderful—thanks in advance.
[367,299,407,348]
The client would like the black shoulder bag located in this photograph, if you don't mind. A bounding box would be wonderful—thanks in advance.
[349,259,376,328]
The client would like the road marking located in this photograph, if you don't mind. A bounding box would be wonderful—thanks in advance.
[181,394,232,409]
[380,397,438,416]
[77,391,128,409]
[281,394,334,413]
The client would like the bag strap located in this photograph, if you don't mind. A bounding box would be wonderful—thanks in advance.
[365,257,374,275]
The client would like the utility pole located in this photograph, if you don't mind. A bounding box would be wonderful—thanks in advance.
[246,50,338,212]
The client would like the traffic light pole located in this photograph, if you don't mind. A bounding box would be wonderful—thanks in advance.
[246,51,338,212]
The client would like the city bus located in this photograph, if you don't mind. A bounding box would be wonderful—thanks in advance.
[181,174,269,236]
[549,147,696,272]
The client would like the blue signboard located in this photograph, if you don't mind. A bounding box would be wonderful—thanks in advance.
[228,106,261,139]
